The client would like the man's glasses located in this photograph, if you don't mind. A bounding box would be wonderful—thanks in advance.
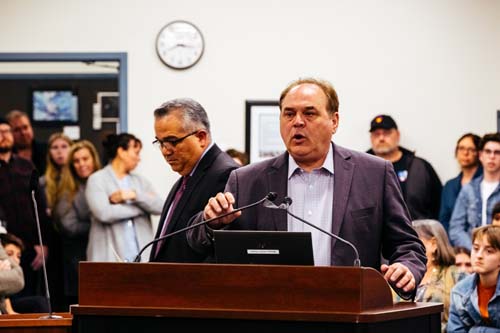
[456,146,477,154]
[482,149,500,157]
[152,130,199,150]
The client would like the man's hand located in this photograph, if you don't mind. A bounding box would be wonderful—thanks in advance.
[109,190,137,204]
[31,245,48,270]
[380,262,416,293]
[203,192,242,228]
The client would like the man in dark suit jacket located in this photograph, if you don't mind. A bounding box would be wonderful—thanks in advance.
[149,98,239,263]
[187,78,426,297]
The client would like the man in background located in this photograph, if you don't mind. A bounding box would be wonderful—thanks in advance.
[0,117,50,301]
[367,115,442,220]
[6,110,47,173]
[450,133,500,250]
[149,98,239,263]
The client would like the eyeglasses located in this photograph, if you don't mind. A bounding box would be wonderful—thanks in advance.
[482,149,500,157]
[457,146,477,154]
[152,130,199,150]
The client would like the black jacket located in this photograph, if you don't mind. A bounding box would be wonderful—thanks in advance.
[367,147,442,220]
[150,144,239,263]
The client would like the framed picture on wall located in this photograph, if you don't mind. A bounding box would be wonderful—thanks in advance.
[245,100,286,163]
[31,89,78,124]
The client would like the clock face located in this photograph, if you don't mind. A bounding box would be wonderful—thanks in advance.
[156,20,204,70]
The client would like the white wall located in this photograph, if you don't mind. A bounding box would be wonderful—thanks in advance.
[1,0,499,199]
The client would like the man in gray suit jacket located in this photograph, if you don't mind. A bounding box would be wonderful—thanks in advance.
[150,98,239,263]
[187,78,426,298]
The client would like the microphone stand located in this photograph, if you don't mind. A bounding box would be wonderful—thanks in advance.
[266,199,361,267]
[31,191,62,319]
[134,192,277,263]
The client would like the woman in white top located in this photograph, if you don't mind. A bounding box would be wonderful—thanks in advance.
[85,133,163,262]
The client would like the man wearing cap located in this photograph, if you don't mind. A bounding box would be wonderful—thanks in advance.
[367,115,442,220]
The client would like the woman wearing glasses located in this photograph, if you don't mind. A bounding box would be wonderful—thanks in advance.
[85,133,163,262]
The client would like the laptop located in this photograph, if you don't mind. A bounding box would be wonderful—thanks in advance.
[213,230,314,265]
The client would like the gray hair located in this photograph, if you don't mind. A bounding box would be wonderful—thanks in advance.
[154,98,211,134]
[412,219,455,267]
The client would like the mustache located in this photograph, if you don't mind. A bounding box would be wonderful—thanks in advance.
[0,146,13,153]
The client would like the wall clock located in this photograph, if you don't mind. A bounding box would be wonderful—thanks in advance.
[156,20,204,70]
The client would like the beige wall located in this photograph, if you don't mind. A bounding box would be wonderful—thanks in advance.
[1,0,500,200]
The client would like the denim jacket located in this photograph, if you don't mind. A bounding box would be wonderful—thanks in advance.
[447,273,500,333]
[449,176,500,250]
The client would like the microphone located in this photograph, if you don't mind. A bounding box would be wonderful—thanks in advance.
[134,192,278,262]
[29,170,61,319]
[264,197,361,267]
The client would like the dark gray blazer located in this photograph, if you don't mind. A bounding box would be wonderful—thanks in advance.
[187,144,426,285]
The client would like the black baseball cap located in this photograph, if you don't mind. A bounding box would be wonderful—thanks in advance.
[369,115,398,132]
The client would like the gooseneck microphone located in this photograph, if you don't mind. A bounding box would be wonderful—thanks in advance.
[264,197,361,267]
[30,170,62,319]
[134,192,278,262]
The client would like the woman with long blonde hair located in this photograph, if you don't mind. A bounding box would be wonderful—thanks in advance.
[41,133,73,214]
[53,140,101,306]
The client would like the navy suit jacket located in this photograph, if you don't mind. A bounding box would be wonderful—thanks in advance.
[150,144,239,262]
[187,144,426,286]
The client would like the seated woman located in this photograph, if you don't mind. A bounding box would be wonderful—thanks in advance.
[0,235,24,314]
[412,219,467,333]
[454,246,473,274]
[85,133,163,262]
[53,140,101,307]
[0,233,47,314]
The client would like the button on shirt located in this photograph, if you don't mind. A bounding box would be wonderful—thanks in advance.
[287,143,334,266]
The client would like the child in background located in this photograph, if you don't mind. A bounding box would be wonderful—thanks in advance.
[492,202,500,226]
[448,225,500,332]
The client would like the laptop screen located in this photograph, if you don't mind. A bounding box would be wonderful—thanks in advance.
[213,230,314,266]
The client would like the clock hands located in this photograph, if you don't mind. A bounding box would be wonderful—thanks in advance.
[167,43,196,51]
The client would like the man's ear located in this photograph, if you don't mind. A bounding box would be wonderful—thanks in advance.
[331,112,339,134]
[197,130,208,148]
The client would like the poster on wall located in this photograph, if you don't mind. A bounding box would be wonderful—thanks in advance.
[245,100,285,163]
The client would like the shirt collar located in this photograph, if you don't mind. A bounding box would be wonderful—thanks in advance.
[189,141,214,177]
[288,142,334,179]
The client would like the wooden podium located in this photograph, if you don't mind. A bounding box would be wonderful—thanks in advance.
[71,262,442,333]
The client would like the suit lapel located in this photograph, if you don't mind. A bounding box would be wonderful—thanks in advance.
[150,177,181,258]
[155,178,181,238]
[165,144,221,234]
[331,144,354,248]
[268,153,288,231]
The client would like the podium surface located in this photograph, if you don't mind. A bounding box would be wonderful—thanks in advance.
[71,262,441,333]
[0,313,72,333]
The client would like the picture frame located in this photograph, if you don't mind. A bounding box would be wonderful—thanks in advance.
[245,100,286,163]
[31,88,79,125]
